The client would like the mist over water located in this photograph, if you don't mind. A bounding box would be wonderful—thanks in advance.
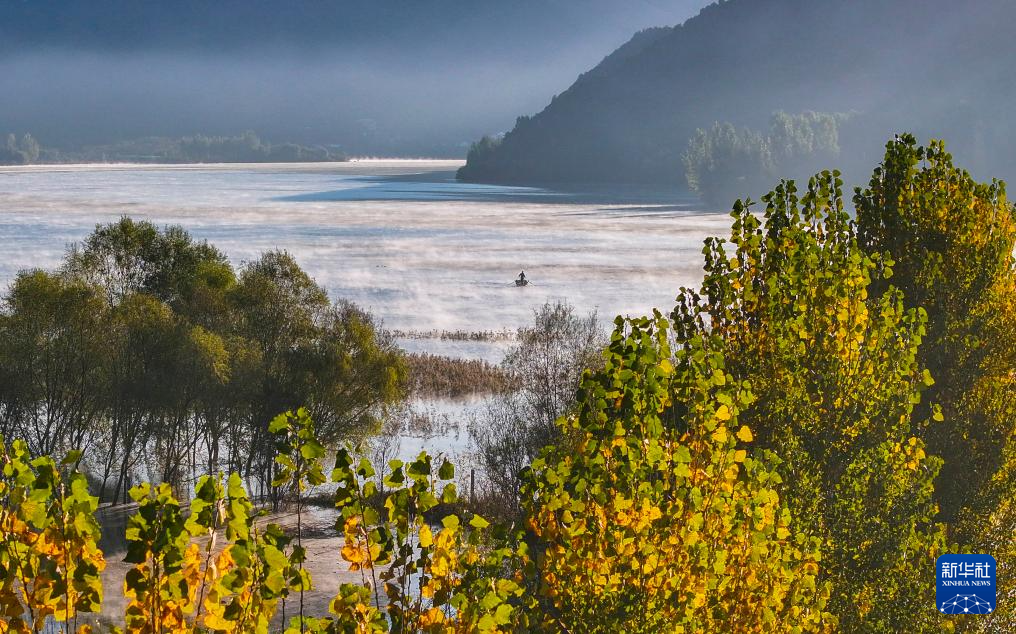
[0,161,730,359]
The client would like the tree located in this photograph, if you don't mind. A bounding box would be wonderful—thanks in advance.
[683,112,847,208]
[470,301,604,517]
[228,251,407,502]
[671,172,945,630]
[520,314,831,632]
[682,122,773,208]
[855,135,1016,523]
[65,218,229,307]
[2,220,407,507]
[0,271,109,457]
[767,111,842,175]
[855,136,1016,630]
[455,135,504,181]
[19,133,40,163]
[0,440,105,632]
[1,133,23,164]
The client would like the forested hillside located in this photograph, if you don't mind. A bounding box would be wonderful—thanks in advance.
[458,0,1016,192]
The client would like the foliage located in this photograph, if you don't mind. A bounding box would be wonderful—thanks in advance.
[118,441,304,633]
[454,136,503,182]
[470,301,605,519]
[682,112,846,207]
[175,132,341,164]
[0,218,407,504]
[854,135,1016,630]
[521,313,832,632]
[0,131,345,165]
[0,440,103,633]
[0,133,40,165]
[0,271,109,457]
[330,448,526,633]
[682,122,774,208]
[670,171,947,630]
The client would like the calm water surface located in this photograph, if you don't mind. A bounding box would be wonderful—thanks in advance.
[0,160,729,342]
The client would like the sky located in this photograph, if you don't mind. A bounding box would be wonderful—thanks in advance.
[0,0,709,156]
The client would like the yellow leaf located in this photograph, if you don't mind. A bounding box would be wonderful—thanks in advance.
[418,524,433,548]
[341,543,364,564]
[736,425,753,443]
[715,405,732,421]
[711,427,728,443]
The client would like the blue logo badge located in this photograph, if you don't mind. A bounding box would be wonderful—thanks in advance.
[937,554,996,614]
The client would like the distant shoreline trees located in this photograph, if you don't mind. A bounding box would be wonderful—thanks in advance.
[0,130,347,165]
[0,133,41,165]
[455,134,504,182]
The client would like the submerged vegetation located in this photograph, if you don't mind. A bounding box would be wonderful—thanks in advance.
[405,353,507,399]
[0,136,1014,632]
[470,302,605,519]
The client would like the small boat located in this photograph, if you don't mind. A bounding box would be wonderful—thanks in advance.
[515,278,529,287]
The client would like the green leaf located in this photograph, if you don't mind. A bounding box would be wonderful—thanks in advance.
[269,412,291,434]
[300,439,325,460]
[438,459,454,480]
[61,449,84,466]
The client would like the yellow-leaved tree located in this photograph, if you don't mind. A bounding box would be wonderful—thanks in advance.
[671,171,947,631]
[0,441,104,634]
[855,135,1016,632]
[519,313,832,632]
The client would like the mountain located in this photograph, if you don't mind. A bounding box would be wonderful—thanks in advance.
[0,0,706,156]
[457,0,1016,188]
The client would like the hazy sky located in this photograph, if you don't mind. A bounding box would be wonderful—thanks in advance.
[0,0,710,156]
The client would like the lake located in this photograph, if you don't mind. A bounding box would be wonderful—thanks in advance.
[0,160,732,463]
[0,160,730,358]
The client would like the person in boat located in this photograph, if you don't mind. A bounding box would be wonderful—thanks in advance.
[517,271,527,285]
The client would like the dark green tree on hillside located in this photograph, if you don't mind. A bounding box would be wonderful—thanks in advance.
[683,111,846,207]
[471,301,605,518]
[456,134,504,182]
